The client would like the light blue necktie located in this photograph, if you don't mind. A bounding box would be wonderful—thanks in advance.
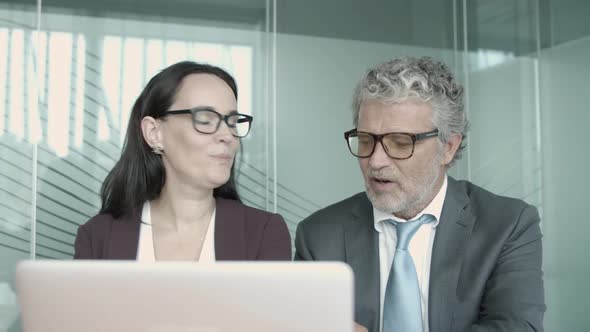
[383,214,435,332]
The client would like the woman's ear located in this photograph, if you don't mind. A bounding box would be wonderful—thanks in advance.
[141,116,164,154]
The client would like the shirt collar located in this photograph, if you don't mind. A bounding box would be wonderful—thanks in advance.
[140,201,152,226]
[373,175,448,232]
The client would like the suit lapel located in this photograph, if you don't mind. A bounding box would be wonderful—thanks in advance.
[428,178,475,332]
[214,197,247,260]
[344,194,381,331]
[108,210,141,259]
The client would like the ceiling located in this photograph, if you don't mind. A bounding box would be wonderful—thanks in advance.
[1,0,587,54]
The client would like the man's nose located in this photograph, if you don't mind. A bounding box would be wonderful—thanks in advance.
[368,141,391,168]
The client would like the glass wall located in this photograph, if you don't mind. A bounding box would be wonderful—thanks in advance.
[539,1,590,330]
[0,0,273,330]
[462,0,542,209]
[0,2,36,329]
[1,0,589,330]
[457,0,590,330]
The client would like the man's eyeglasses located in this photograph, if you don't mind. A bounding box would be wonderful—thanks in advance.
[344,129,439,159]
[167,107,253,138]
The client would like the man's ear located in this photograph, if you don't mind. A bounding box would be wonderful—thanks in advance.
[140,116,164,150]
[442,133,462,166]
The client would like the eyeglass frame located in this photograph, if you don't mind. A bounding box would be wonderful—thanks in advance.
[344,128,439,160]
[166,107,253,138]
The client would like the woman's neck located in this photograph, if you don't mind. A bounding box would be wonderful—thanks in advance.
[150,183,215,230]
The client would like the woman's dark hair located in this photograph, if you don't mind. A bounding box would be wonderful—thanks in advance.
[100,61,241,218]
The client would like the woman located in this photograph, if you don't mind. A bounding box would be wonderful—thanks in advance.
[74,61,291,261]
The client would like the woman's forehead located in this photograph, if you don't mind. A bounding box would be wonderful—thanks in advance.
[172,74,237,111]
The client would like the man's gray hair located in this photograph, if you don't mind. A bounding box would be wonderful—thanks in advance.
[352,56,468,164]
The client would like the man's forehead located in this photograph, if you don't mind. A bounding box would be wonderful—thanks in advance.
[357,100,434,131]
[358,100,432,118]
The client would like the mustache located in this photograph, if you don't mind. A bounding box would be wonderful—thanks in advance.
[367,168,396,180]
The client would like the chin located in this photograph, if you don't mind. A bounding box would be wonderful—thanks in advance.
[209,174,231,187]
[367,189,410,214]
[367,190,391,212]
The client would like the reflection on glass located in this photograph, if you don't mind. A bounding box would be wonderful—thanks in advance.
[470,49,514,71]
[229,46,252,117]
[74,34,85,149]
[165,40,189,65]
[26,38,41,145]
[145,39,164,80]
[0,282,18,331]
[101,35,121,142]
[120,37,143,145]
[0,25,253,157]
[9,29,24,141]
[47,32,72,157]
[0,28,8,135]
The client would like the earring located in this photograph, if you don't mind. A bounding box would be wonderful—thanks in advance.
[151,144,164,155]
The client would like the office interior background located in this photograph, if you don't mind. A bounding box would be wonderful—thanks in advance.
[0,0,588,330]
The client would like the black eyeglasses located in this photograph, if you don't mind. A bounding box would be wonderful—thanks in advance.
[167,107,253,138]
[344,128,439,159]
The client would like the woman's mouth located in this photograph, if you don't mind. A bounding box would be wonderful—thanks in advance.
[210,154,233,161]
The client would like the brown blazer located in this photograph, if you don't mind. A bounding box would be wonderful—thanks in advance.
[74,197,292,260]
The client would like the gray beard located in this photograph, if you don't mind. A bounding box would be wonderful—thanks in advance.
[366,155,443,217]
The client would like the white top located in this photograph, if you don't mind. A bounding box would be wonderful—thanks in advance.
[136,201,216,262]
[374,176,448,332]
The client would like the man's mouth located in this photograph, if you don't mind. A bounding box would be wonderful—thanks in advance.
[371,177,393,184]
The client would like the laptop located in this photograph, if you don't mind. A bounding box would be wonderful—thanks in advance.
[15,260,353,332]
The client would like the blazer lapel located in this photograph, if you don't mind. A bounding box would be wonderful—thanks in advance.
[214,197,247,260]
[428,178,475,332]
[107,210,141,260]
[345,194,381,331]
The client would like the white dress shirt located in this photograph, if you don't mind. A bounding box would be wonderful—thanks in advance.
[375,176,448,332]
[137,201,216,262]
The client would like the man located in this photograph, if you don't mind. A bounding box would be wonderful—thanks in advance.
[295,57,545,332]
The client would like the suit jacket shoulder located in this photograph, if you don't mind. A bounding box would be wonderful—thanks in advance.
[432,177,544,332]
[455,178,531,213]
[449,178,538,240]
[295,192,373,261]
[218,197,283,227]
[79,211,136,233]
[74,211,140,260]
[299,192,370,229]
[215,198,292,260]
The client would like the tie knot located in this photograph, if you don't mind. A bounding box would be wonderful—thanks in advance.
[388,214,435,249]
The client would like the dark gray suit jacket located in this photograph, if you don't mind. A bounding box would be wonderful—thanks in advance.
[295,177,545,332]
[75,197,292,260]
